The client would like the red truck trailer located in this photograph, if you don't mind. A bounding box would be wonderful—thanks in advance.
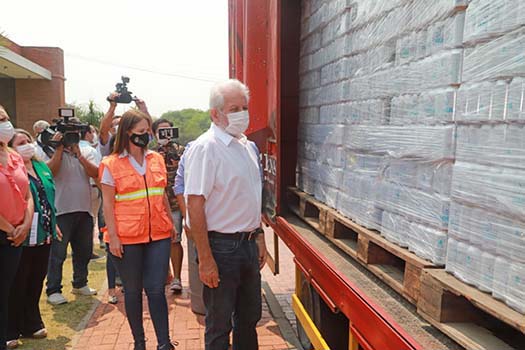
[228,1,525,350]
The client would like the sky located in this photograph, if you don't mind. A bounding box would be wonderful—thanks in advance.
[0,0,229,117]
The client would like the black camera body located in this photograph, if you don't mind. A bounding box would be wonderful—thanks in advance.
[39,108,90,148]
[109,76,134,104]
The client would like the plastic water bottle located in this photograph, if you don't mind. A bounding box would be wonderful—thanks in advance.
[506,261,525,314]
[478,252,495,293]
[492,256,510,301]
[465,245,482,287]
[455,241,469,282]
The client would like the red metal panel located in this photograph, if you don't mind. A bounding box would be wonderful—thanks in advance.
[274,217,423,350]
[228,0,244,81]
[243,0,270,140]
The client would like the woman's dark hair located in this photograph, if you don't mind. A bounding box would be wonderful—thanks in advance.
[152,118,173,134]
[113,110,152,154]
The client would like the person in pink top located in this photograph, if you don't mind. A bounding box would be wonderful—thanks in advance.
[0,104,34,350]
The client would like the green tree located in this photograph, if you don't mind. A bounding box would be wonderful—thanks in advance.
[159,108,210,145]
[71,100,104,126]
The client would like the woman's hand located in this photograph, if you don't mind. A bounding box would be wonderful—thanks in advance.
[171,227,178,243]
[56,225,63,241]
[109,235,124,258]
[9,223,30,247]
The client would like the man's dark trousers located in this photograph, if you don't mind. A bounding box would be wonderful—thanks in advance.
[202,236,262,350]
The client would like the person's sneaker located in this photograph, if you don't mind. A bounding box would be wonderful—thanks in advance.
[6,339,19,349]
[90,253,104,260]
[32,328,48,339]
[108,295,118,304]
[169,278,183,293]
[47,293,68,305]
[157,341,178,350]
[72,286,97,296]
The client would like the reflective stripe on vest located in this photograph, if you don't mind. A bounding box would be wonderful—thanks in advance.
[115,187,165,202]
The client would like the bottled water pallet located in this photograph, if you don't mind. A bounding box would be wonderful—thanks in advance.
[286,187,330,235]
[286,187,437,305]
[324,208,437,305]
[418,269,525,350]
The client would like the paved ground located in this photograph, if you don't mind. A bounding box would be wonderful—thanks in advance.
[261,228,297,333]
[72,229,298,350]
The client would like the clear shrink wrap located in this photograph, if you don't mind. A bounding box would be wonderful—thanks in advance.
[317,166,344,189]
[314,182,339,209]
[390,88,456,125]
[338,193,382,230]
[349,50,462,99]
[479,251,496,293]
[455,80,509,121]
[464,0,525,44]
[349,0,467,55]
[381,211,410,247]
[445,238,459,273]
[462,27,525,82]
[451,162,525,221]
[377,181,450,229]
[493,256,511,301]
[456,124,525,170]
[345,125,455,160]
[296,170,317,195]
[345,151,384,175]
[449,201,525,263]
[507,262,525,314]
[507,77,525,120]
[408,222,448,265]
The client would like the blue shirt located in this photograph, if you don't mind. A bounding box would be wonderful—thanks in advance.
[173,142,192,195]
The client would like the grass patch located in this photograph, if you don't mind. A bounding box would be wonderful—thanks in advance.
[17,246,108,350]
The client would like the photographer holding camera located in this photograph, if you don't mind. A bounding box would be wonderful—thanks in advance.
[45,114,100,306]
[99,77,149,157]
[151,119,185,293]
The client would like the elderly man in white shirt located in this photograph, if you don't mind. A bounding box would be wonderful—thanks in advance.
[184,79,266,350]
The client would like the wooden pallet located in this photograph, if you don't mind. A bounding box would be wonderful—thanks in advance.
[325,209,436,305]
[418,269,525,350]
[286,187,330,234]
[286,187,437,305]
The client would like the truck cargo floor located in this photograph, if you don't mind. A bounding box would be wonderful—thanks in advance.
[284,214,463,350]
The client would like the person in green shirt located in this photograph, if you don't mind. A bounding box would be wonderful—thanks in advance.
[6,129,61,349]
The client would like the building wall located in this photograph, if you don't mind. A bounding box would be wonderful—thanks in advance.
[0,78,16,123]
[14,46,65,132]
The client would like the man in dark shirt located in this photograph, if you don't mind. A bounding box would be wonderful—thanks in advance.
[152,118,185,292]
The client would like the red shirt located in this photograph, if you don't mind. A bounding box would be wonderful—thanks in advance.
[0,151,29,226]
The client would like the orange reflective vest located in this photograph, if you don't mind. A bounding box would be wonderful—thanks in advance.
[100,152,173,245]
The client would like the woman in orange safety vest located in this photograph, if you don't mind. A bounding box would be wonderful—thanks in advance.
[99,109,178,350]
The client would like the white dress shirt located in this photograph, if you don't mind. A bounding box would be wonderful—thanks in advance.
[184,123,262,233]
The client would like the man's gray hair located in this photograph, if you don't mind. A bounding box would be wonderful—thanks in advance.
[33,120,50,133]
[209,79,250,110]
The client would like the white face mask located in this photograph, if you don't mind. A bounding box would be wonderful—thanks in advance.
[16,143,36,160]
[157,138,169,146]
[91,134,99,147]
[0,121,15,145]
[224,110,249,137]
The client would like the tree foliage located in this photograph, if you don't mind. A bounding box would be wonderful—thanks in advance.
[159,108,210,145]
[72,100,104,126]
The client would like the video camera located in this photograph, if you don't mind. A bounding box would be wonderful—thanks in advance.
[158,127,179,141]
[108,76,135,104]
[39,108,90,148]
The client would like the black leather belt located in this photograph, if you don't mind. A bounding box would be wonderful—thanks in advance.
[208,229,262,241]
